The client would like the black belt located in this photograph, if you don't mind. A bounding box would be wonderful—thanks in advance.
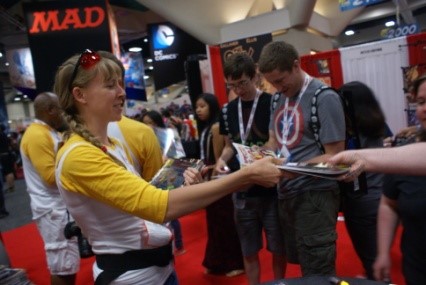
[94,243,173,285]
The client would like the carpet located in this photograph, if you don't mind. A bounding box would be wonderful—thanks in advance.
[1,210,405,284]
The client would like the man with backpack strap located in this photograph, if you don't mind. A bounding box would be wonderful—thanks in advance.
[258,41,346,276]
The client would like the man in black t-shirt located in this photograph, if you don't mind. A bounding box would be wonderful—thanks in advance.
[216,53,286,285]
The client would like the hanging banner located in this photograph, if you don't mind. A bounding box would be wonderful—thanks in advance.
[149,22,206,90]
[219,33,272,64]
[121,52,146,101]
[6,47,37,98]
[339,0,386,12]
[23,0,118,95]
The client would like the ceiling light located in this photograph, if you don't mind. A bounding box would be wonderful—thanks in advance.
[345,30,355,36]
[128,47,142,52]
[147,59,153,63]
[144,38,148,42]
[144,75,149,79]
[0,52,2,58]
[385,21,395,27]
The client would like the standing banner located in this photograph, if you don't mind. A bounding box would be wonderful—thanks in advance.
[149,22,206,90]
[219,33,273,98]
[23,0,118,95]
[300,49,344,89]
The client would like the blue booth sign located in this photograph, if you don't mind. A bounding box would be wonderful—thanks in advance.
[339,0,386,12]
[380,23,419,39]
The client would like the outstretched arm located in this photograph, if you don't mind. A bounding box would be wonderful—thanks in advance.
[215,136,234,174]
[328,143,426,178]
[167,156,282,221]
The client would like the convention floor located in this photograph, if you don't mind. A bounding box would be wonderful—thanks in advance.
[0,178,33,233]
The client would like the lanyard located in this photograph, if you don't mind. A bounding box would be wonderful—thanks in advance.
[200,127,209,160]
[281,74,311,147]
[238,90,261,145]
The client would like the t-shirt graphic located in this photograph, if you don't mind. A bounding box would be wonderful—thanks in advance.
[273,102,304,149]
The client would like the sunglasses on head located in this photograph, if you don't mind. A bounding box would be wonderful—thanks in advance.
[68,49,101,91]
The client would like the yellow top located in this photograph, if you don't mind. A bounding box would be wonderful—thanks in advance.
[56,134,169,223]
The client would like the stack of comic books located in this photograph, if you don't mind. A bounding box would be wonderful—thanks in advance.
[150,158,204,190]
[232,143,349,180]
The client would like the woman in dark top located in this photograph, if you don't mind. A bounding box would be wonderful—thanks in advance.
[374,75,426,285]
[339,81,387,279]
[194,93,244,276]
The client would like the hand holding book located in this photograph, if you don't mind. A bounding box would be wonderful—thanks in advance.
[232,143,349,180]
[150,158,204,190]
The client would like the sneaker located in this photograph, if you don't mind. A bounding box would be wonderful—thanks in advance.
[225,269,244,277]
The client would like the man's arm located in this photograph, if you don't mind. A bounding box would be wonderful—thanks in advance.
[211,123,225,162]
[215,136,235,173]
[306,141,345,164]
[263,130,278,153]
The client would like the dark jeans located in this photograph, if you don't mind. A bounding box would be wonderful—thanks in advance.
[0,178,7,214]
[342,194,380,279]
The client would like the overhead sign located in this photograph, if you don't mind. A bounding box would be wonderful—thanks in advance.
[219,33,272,64]
[339,0,386,12]
[149,22,206,90]
[121,52,146,101]
[153,25,175,49]
[380,23,419,39]
[23,0,117,94]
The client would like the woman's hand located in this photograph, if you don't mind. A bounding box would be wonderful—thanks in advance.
[373,253,392,282]
[328,150,365,182]
[245,157,285,188]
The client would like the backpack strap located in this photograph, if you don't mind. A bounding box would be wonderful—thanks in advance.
[309,85,337,154]
[221,103,232,139]
[271,92,281,112]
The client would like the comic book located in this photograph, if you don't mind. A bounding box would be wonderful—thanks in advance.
[232,143,349,180]
[150,158,204,190]
[231,143,276,167]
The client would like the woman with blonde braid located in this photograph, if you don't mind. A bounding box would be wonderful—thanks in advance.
[53,49,284,285]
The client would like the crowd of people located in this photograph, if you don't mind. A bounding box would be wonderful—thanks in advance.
[0,40,424,285]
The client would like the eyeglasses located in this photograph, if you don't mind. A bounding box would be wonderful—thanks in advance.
[68,49,101,91]
[226,79,250,90]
